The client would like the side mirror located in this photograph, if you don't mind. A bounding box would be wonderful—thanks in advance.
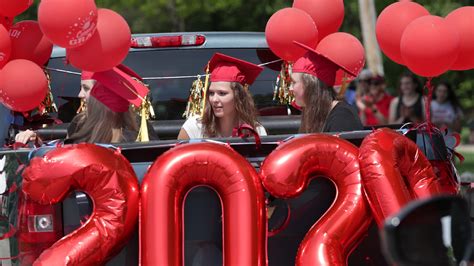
[382,195,471,266]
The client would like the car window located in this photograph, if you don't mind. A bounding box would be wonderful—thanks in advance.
[47,48,286,122]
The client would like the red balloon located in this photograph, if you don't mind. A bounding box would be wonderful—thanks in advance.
[400,15,460,77]
[9,20,53,66]
[0,59,48,112]
[260,135,371,265]
[22,144,139,265]
[359,128,457,227]
[0,0,33,17]
[293,0,344,41]
[375,1,429,65]
[38,0,98,48]
[316,32,365,86]
[141,143,266,265]
[0,16,13,30]
[0,25,10,68]
[67,8,131,72]
[445,6,474,70]
[265,8,318,62]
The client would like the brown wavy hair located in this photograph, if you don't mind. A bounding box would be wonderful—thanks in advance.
[68,96,138,143]
[201,82,259,137]
[299,73,337,133]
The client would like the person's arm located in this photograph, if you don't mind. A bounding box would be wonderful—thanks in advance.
[372,106,388,124]
[14,129,43,145]
[355,95,368,125]
[177,116,201,140]
[177,128,190,140]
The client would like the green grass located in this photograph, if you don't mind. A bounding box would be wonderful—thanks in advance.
[457,151,474,174]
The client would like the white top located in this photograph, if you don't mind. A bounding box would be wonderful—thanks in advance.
[431,101,463,125]
[182,115,267,139]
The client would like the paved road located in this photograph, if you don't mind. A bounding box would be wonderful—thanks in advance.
[458,144,474,153]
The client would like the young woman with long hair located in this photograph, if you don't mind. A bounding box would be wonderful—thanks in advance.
[290,42,363,133]
[178,53,266,139]
[66,85,140,143]
[431,81,463,132]
[388,72,425,124]
[16,65,157,144]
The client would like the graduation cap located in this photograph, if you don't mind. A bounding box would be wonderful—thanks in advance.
[183,53,264,118]
[90,64,149,113]
[208,53,263,86]
[292,41,357,87]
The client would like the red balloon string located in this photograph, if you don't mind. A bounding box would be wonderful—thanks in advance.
[233,124,262,150]
[410,78,439,163]
[424,78,434,125]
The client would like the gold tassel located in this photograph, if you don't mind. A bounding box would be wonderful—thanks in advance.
[337,72,349,100]
[201,64,210,118]
[273,61,294,105]
[132,77,155,120]
[136,95,152,142]
[183,75,204,118]
[182,64,210,119]
[40,70,58,114]
[77,98,86,114]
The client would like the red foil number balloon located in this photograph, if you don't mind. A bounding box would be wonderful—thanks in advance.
[22,144,139,265]
[141,143,267,265]
[359,128,456,227]
[259,134,371,266]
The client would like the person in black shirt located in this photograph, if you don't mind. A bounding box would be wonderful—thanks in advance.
[389,72,425,125]
[290,42,363,133]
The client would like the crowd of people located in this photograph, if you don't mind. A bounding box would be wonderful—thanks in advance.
[12,50,467,146]
[352,69,464,133]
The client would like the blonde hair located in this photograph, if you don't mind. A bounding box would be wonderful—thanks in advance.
[201,82,259,137]
[68,96,138,143]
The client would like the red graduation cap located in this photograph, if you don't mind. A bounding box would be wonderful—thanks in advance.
[90,64,149,113]
[207,53,264,86]
[292,41,357,87]
[81,71,94,80]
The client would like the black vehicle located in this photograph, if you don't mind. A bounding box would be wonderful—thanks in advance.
[382,195,472,266]
[0,32,461,266]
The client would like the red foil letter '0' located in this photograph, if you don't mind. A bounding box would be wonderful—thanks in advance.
[22,143,139,265]
[141,142,267,266]
[260,135,371,266]
[359,128,456,227]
